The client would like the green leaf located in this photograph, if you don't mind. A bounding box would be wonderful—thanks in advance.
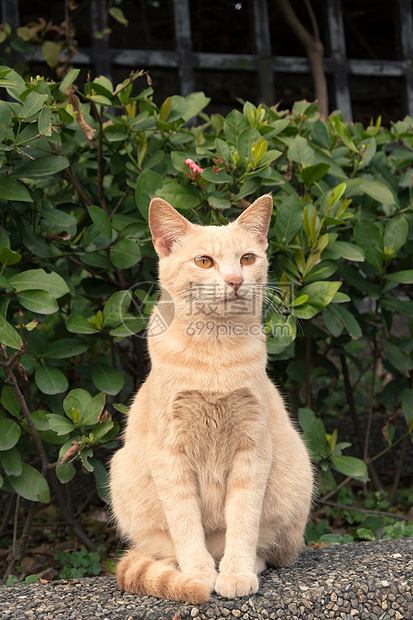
[215,138,230,162]
[35,366,69,395]
[237,126,261,163]
[89,94,112,106]
[41,40,61,69]
[170,151,189,173]
[298,407,315,433]
[235,178,261,200]
[356,179,395,205]
[383,216,408,256]
[38,106,52,136]
[92,364,124,395]
[207,195,231,210]
[0,176,32,202]
[301,163,330,187]
[384,342,413,375]
[156,179,200,210]
[65,314,100,334]
[110,239,141,269]
[328,182,347,207]
[79,392,105,427]
[322,304,362,339]
[274,194,304,244]
[1,447,22,476]
[30,411,53,432]
[12,155,70,179]
[159,96,172,123]
[323,241,365,262]
[63,388,92,421]
[354,220,383,272]
[386,270,413,284]
[93,76,114,95]
[201,167,232,184]
[294,282,342,319]
[1,386,21,417]
[88,205,112,239]
[0,246,22,267]
[56,461,76,483]
[182,91,210,122]
[21,220,52,257]
[0,419,21,450]
[109,6,129,26]
[17,290,59,315]
[0,315,23,349]
[135,169,163,220]
[8,463,50,503]
[92,417,114,442]
[44,339,88,359]
[9,269,69,298]
[102,290,132,327]
[20,91,48,119]
[287,135,315,165]
[59,68,80,93]
[108,316,147,337]
[311,120,332,149]
[166,95,187,123]
[90,456,109,501]
[381,297,413,315]
[331,455,369,482]
[47,414,76,436]
[329,115,358,152]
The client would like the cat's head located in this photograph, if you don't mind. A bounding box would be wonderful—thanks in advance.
[148,195,273,320]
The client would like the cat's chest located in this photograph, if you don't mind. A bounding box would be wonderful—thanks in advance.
[171,388,261,465]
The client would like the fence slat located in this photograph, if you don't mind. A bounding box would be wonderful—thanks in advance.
[173,0,194,96]
[1,0,19,30]
[397,0,413,117]
[252,0,275,106]
[90,0,112,80]
[326,0,352,122]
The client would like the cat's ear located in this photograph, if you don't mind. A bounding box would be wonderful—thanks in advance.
[235,194,273,244]
[149,198,194,257]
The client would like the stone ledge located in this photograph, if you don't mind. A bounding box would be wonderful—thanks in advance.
[1,538,412,620]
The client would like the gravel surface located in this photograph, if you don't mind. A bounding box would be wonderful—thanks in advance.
[1,538,412,620]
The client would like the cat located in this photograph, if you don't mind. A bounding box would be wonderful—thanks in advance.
[109,194,313,604]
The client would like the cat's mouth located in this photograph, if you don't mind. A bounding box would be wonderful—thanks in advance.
[223,293,243,303]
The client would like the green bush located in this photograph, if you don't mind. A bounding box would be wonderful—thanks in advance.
[0,66,412,561]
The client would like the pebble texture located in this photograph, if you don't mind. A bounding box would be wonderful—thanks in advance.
[1,538,412,620]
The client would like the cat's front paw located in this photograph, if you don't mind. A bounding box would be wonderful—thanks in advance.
[190,568,218,592]
[214,571,259,599]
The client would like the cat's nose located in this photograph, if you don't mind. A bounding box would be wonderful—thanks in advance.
[225,274,244,293]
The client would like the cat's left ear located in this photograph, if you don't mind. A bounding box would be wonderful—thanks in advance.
[235,194,273,244]
[149,197,194,257]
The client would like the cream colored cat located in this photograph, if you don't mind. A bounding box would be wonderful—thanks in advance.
[109,194,313,604]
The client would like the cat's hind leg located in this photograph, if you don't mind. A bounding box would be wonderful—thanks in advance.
[264,522,306,568]
[255,554,267,574]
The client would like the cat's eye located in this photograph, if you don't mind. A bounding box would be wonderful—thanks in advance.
[241,253,256,266]
[194,256,214,269]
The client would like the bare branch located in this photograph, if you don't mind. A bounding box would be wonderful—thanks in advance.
[275,0,328,120]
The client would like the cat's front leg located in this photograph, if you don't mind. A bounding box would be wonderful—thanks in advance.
[150,450,218,591]
[215,446,270,598]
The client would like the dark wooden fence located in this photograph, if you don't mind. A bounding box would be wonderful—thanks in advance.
[1,0,413,122]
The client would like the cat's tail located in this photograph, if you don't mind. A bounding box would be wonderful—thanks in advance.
[116,548,211,604]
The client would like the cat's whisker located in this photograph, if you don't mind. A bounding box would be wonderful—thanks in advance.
[188,209,203,225]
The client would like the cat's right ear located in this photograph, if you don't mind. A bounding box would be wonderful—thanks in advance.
[149,198,194,257]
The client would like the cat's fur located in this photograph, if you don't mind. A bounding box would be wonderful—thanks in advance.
[109,195,313,604]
